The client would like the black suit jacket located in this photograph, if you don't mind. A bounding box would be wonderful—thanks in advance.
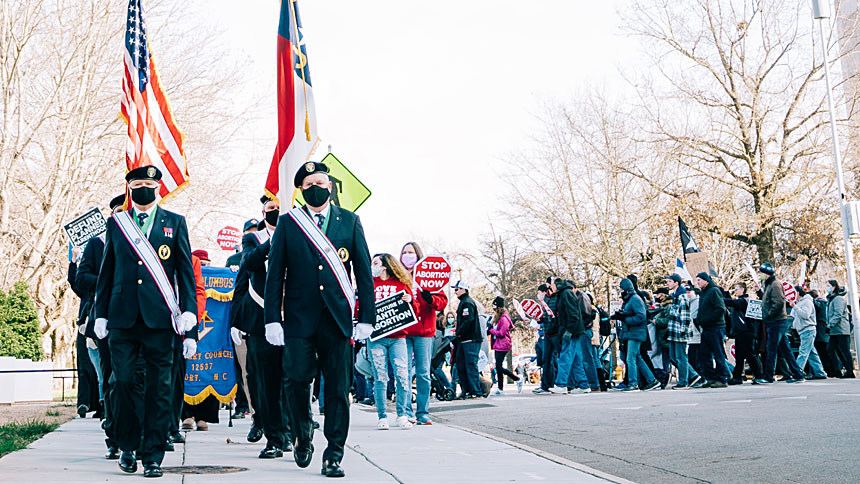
[264,205,374,339]
[230,232,270,336]
[94,207,197,331]
[74,236,105,339]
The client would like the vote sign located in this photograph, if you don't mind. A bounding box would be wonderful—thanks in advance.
[413,255,451,292]
[782,281,797,304]
[520,299,543,320]
[63,207,107,247]
[216,226,241,251]
[370,291,418,341]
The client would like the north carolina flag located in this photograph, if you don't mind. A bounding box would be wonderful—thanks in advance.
[675,258,693,283]
[265,0,319,201]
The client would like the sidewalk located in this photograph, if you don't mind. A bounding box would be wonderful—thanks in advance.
[0,402,626,483]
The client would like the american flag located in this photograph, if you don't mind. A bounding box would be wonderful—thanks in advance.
[120,0,188,198]
[264,0,319,202]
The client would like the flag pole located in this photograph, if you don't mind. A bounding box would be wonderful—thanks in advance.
[289,0,312,141]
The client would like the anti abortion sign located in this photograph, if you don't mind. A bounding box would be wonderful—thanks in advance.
[370,290,418,341]
[63,208,107,247]
[413,255,452,292]
[520,299,544,320]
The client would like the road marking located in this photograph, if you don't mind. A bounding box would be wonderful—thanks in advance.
[433,438,446,442]
[611,406,643,410]
[834,393,860,396]
[522,472,546,481]
[457,451,472,457]
[774,396,807,400]
[721,399,752,403]
[666,403,699,407]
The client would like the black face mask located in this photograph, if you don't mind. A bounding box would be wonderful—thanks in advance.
[303,185,330,207]
[264,209,279,227]
[131,186,157,206]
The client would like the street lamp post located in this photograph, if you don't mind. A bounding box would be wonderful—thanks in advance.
[812,0,860,365]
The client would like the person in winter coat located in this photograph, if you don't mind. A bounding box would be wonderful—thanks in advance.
[452,280,484,398]
[694,272,730,387]
[725,282,763,384]
[536,279,561,394]
[612,278,660,391]
[487,297,520,395]
[685,285,705,384]
[755,263,806,384]
[550,280,597,394]
[399,241,448,425]
[825,280,856,378]
[811,290,837,376]
[790,286,827,379]
[665,275,701,389]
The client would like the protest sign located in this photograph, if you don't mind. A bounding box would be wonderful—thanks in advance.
[370,290,418,341]
[63,208,107,247]
[520,299,544,320]
[782,281,797,304]
[745,300,763,320]
[216,226,241,251]
[184,266,237,405]
[413,255,451,292]
[512,299,528,321]
[685,251,710,280]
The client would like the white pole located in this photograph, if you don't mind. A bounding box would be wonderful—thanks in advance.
[814,0,860,367]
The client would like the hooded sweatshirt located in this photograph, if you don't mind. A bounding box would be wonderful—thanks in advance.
[826,287,851,335]
[618,278,647,342]
[555,280,585,337]
[791,293,816,333]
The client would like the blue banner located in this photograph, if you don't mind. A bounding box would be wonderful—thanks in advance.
[184,266,237,405]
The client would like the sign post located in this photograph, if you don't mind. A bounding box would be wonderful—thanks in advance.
[413,255,452,292]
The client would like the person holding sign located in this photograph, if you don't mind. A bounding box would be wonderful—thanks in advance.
[724,282,763,384]
[93,166,198,478]
[264,161,374,479]
[400,242,448,425]
[367,253,416,430]
[754,263,806,385]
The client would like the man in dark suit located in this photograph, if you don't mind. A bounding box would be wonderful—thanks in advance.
[264,161,374,478]
[93,166,198,478]
[230,196,290,458]
[75,194,128,459]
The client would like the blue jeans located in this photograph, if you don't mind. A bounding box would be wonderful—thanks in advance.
[764,320,804,381]
[559,332,599,389]
[700,328,730,383]
[625,340,655,387]
[455,341,481,395]
[369,338,409,419]
[797,329,827,378]
[87,346,104,401]
[668,341,698,386]
[404,336,433,421]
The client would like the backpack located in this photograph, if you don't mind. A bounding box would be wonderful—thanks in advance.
[580,292,597,329]
[597,306,611,337]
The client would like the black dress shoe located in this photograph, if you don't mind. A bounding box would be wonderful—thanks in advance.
[258,446,283,459]
[313,420,320,430]
[293,441,314,468]
[77,404,88,418]
[143,463,163,478]
[321,460,345,478]
[118,451,137,473]
[247,426,263,443]
[170,431,185,444]
[105,447,120,460]
[164,440,174,452]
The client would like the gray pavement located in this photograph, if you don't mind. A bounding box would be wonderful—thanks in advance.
[432,379,860,484]
[0,400,626,483]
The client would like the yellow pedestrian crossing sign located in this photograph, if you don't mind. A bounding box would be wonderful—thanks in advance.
[295,153,371,212]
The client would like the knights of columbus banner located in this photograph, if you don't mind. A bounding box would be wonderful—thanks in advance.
[184,266,237,405]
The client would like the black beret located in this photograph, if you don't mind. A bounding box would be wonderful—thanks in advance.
[109,194,126,210]
[294,161,329,188]
[125,165,162,183]
[260,194,276,205]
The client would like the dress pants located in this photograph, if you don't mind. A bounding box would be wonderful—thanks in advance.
[732,332,763,380]
[283,307,351,463]
[169,335,185,435]
[109,318,174,466]
[247,334,288,449]
[76,333,100,412]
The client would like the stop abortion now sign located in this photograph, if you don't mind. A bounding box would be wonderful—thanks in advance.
[216,226,241,251]
[413,255,452,292]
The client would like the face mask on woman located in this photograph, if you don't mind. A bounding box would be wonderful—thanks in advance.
[446,318,455,325]
[401,253,418,269]
[537,293,545,301]
[826,286,833,295]
[371,265,383,278]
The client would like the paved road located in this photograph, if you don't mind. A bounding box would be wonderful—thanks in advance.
[431,379,860,484]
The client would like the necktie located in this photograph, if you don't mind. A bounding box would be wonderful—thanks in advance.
[137,212,148,228]
[315,213,325,229]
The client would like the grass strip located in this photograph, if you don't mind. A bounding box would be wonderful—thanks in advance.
[0,418,59,458]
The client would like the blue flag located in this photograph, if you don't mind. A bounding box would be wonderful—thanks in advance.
[184,266,237,405]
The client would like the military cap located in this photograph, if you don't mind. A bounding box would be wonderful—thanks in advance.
[293,161,329,188]
[109,194,126,210]
[125,165,162,183]
[243,219,259,231]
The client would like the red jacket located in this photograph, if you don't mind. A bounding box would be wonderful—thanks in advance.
[373,277,415,338]
[192,255,206,322]
[403,284,448,337]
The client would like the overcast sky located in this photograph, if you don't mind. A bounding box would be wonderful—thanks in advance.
[198,0,638,258]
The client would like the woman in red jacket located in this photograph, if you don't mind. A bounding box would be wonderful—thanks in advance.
[368,253,415,430]
[400,242,448,425]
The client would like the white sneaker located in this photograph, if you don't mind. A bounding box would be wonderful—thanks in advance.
[549,386,567,394]
[516,379,524,393]
[492,389,503,396]
[568,388,591,394]
[396,416,413,430]
[377,418,389,430]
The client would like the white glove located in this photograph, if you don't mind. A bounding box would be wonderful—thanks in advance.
[353,323,373,340]
[231,327,244,346]
[180,311,198,333]
[94,318,109,339]
[86,337,98,350]
[265,322,284,346]
[183,338,197,359]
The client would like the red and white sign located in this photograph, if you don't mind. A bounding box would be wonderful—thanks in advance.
[216,226,241,251]
[413,255,452,292]
[782,281,797,304]
[512,299,528,321]
[520,299,544,320]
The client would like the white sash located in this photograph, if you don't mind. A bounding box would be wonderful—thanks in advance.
[253,229,270,245]
[287,207,355,314]
[114,211,182,333]
[248,284,265,309]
